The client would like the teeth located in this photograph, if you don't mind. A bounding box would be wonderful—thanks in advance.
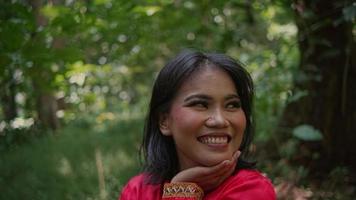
[200,136,228,144]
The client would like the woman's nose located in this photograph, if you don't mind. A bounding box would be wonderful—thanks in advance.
[205,109,228,128]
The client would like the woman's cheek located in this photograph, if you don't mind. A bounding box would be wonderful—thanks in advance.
[172,108,202,128]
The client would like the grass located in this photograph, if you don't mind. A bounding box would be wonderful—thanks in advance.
[0,116,143,200]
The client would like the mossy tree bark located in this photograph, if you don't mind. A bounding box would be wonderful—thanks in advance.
[280,0,356,170]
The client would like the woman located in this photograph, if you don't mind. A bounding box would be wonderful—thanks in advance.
[119,50,276,200]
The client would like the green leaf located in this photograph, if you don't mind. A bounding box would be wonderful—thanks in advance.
[41,5,60,20]
[94,0,111,5]
[292,124,323,141]
[343,4,356,22]
[287,90,308,103]
[133,6,161,16]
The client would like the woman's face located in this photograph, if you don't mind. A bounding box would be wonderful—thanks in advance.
[159,66,246,170]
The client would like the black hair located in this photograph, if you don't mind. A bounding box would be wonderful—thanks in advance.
[141,50,255,184]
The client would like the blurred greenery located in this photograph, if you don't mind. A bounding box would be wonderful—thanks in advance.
[0,115,143,199]
[0,0,355,199]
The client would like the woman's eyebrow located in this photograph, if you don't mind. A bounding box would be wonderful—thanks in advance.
[184,94,212,102]
[225,94,240,100]
[183,93,239,102]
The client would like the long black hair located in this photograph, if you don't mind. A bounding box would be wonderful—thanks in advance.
[141,50,255,184]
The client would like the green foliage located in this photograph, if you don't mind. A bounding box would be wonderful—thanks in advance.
[0,0,299,136]
[1,0,354,199]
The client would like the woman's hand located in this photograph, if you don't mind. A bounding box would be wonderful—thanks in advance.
[170,151,241,192]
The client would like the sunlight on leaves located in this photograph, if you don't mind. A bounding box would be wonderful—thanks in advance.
[96,112,116,124]
[41,5,70,21]
[267,23,297,40]
[133,6,162,16]
[10,117,34,129]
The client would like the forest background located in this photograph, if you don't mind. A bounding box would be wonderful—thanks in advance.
[0,0,355,199]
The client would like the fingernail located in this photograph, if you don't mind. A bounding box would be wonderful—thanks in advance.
[235,151,241,160]
[223,160,231,166]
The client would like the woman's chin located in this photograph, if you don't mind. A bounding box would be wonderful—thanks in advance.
[201,154,232,167]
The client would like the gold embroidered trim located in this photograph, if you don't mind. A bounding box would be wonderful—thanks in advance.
[163,182,204,200]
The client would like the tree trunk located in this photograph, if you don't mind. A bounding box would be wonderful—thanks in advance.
[0,69,17,122]
[35,89,60,130]
[280,0,356,170]
[29,0,60,131]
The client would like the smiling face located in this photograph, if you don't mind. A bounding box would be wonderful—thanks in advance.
[159,66,246,170]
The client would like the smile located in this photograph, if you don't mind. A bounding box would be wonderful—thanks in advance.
[198,135,231,144]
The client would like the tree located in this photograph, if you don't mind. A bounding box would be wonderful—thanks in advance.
[28,0,60,130]
[280,0,356,171]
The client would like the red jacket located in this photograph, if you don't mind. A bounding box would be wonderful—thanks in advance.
[119,169,276,200]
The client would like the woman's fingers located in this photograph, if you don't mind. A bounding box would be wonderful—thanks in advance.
[189,151,242,191]
[171,150,242,191]
[207,150,241,178]
[203,150,241,176]
[200,151,240,186]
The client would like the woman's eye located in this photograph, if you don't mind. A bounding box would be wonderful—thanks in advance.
[194,102,208,108]
[187,101,208,108]
[226,101,241,109]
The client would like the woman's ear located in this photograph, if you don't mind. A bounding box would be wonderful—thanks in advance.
[159,113,172,136]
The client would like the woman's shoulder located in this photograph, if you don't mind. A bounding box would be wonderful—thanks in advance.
[124,173,147,186]
[119,173,161,200]
[209,169,276,199]
[121,173,160,190]
[234,169,271,181]
[230,169,275,189]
